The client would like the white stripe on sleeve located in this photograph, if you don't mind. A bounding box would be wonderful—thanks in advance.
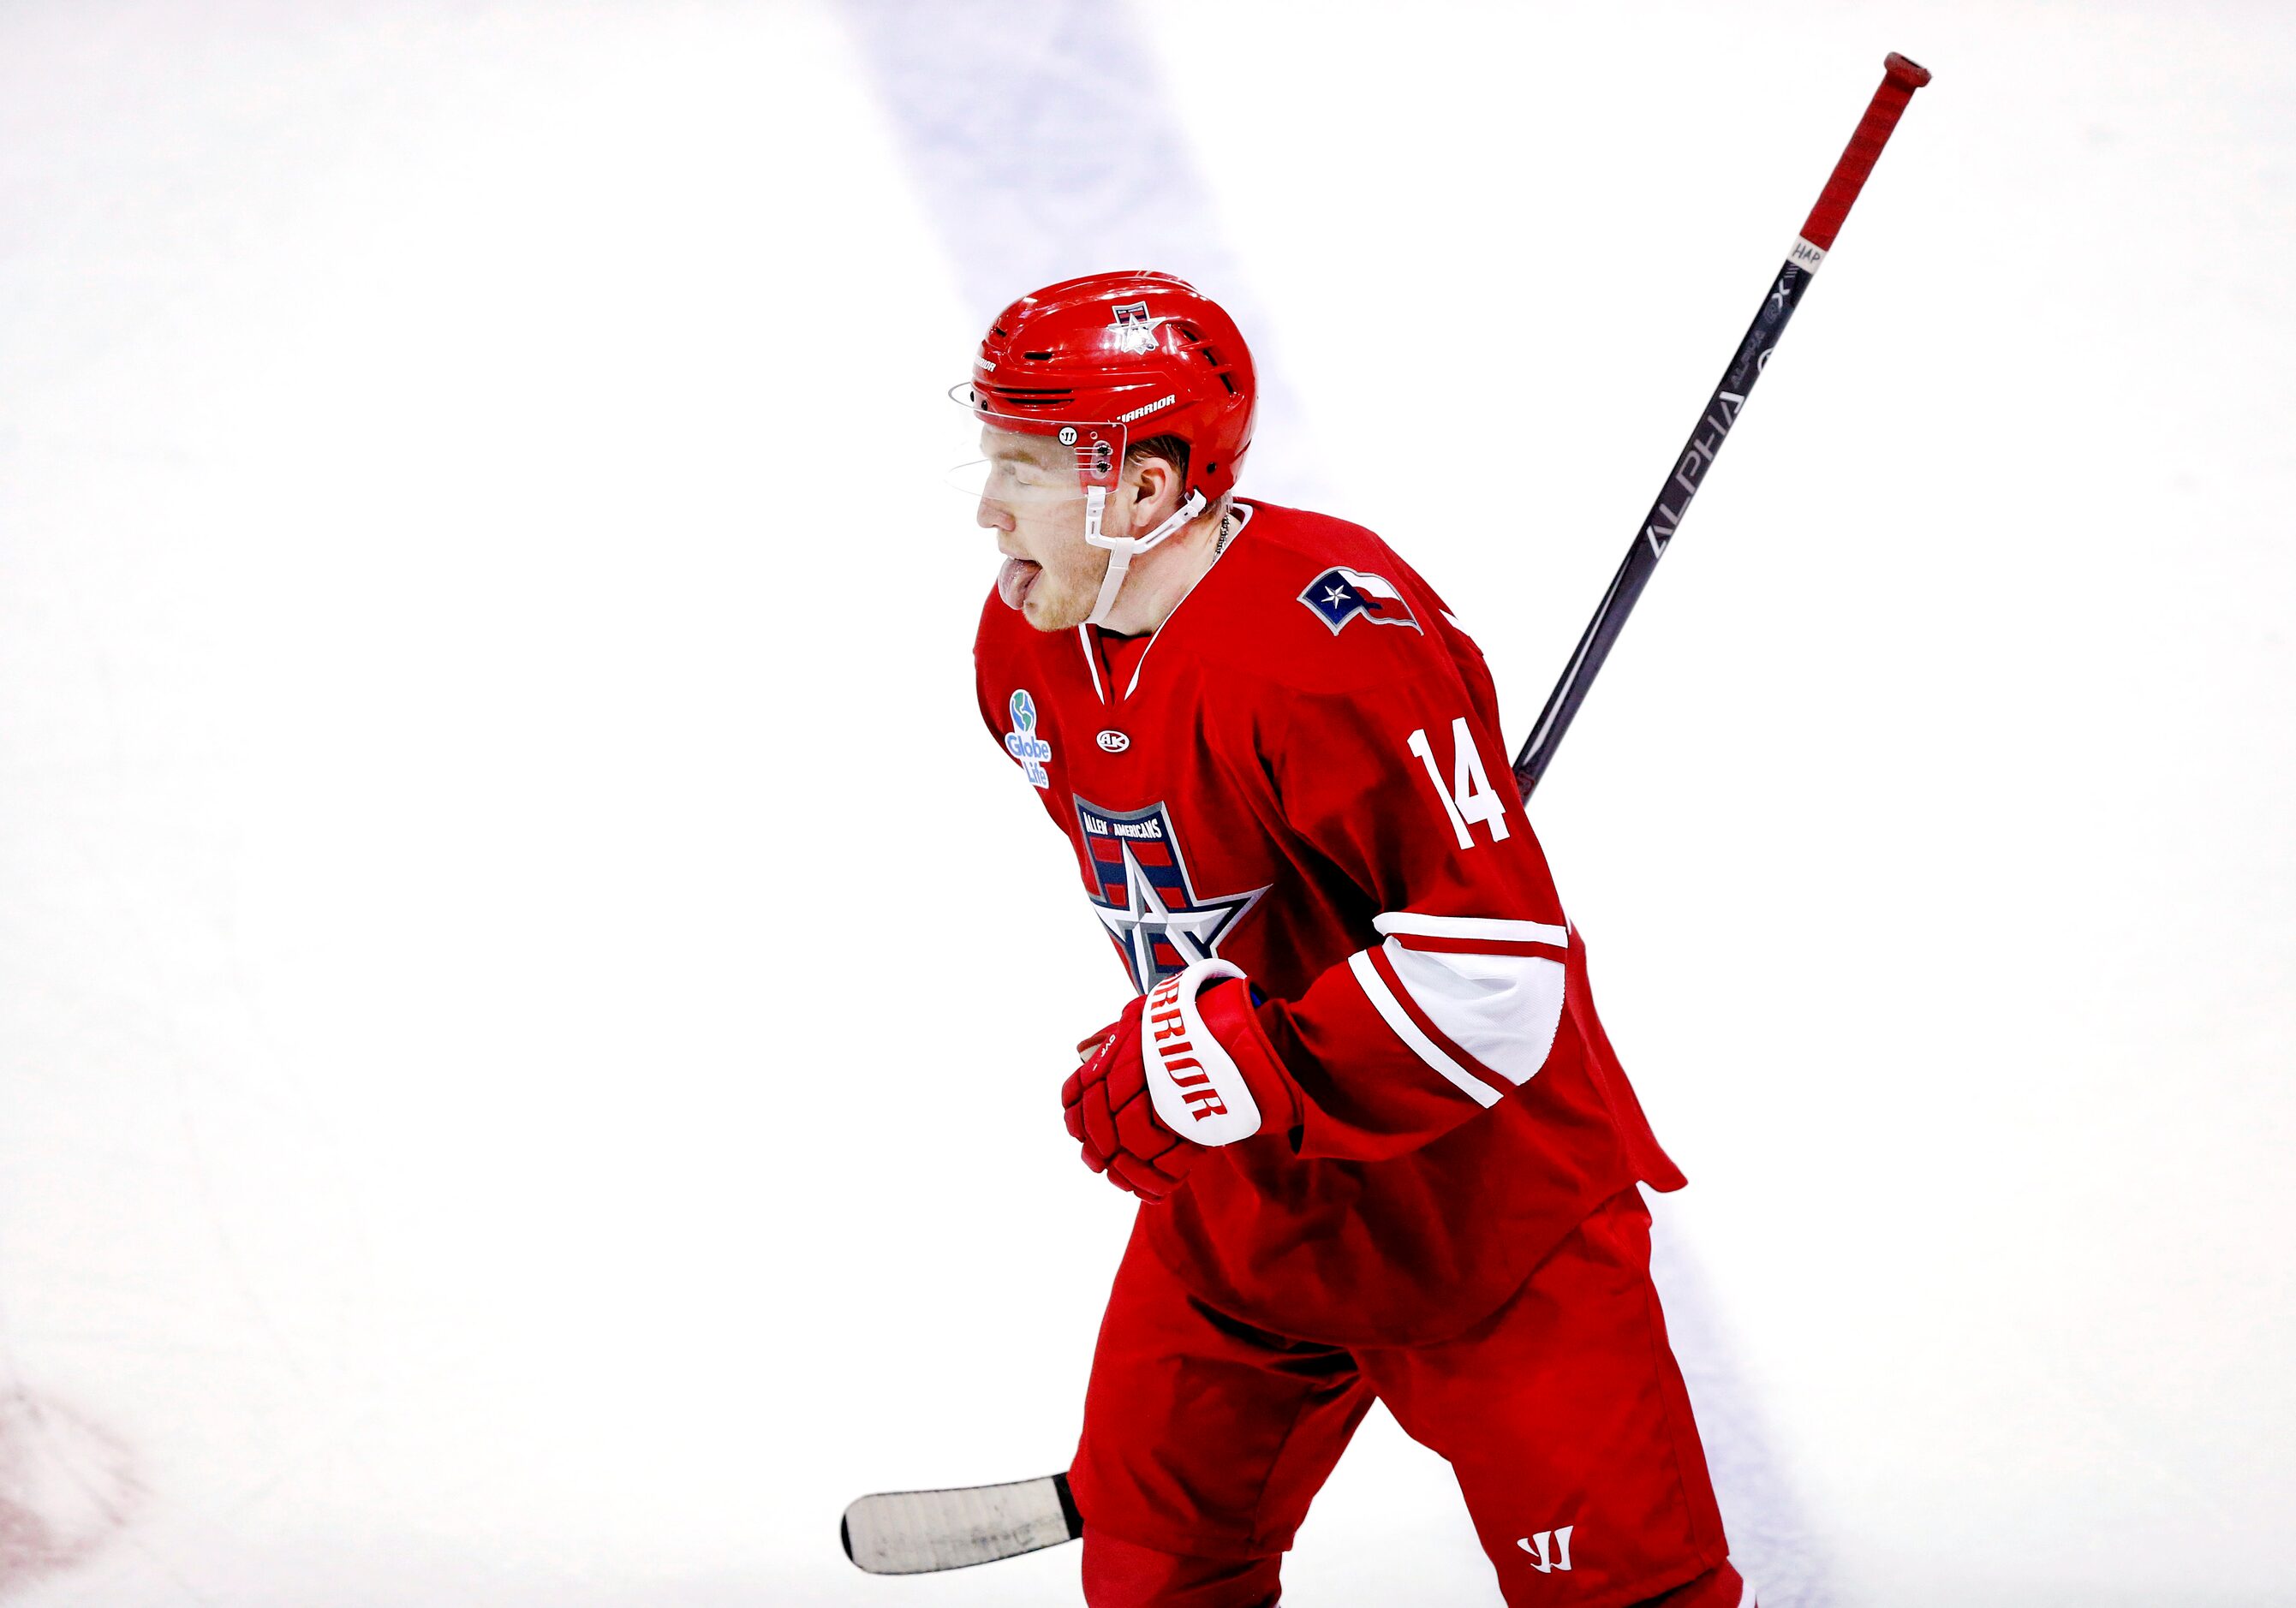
[1379,941,1567,1087]
[1372,912,1570,948]
[1345,951,1504,1108]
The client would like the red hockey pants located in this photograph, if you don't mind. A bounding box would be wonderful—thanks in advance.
[1071,1189,1738,1607]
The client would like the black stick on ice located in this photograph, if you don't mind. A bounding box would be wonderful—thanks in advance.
[843,51,1931,1581]
[1512,52,1931,797]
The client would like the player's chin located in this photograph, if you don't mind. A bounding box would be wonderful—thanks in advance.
[1021,578,1092,633]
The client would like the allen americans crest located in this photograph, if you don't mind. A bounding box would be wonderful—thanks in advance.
[1298,566,1422,634]
[1076,797,1268,992]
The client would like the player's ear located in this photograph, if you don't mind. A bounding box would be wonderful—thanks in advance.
[1134,453,1180,527]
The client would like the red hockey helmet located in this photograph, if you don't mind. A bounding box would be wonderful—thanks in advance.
[967,271,1255,504]
[957,271,1257,625]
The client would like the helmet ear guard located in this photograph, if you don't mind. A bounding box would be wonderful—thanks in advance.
[1082,484,1208,628]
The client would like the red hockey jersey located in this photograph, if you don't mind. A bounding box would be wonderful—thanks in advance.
[975,500,1684,1345]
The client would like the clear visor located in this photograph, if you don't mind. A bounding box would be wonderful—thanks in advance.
[947,380,1127,509]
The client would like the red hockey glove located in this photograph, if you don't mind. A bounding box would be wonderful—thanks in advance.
[1060,960,1303,1201]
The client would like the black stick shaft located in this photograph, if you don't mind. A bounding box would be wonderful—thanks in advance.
[1512,52,1930,797]
[1510,260,1810,795]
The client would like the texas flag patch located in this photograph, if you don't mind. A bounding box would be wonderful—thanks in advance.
[1297,566,1422,634]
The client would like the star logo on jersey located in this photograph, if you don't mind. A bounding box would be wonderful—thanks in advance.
[1297,565,1422,634]
[1076,798,1267,992]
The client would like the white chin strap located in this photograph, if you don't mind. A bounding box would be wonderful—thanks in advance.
[1082,487,1208,628]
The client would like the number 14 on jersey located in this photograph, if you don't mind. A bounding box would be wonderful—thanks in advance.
[1407,718,1512,850]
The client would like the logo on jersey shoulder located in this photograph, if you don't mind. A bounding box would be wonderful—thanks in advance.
[1298,566,1422,634]
[1076,797,1268,992]
[1004,689,1052,789]
[1517,1526,1574,1574]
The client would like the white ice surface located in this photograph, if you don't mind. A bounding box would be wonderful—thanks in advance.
[2,3,2293,1605]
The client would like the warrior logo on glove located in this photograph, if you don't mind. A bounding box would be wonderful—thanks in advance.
[1139,961,1263,1145]
[1062,956,1301,1201]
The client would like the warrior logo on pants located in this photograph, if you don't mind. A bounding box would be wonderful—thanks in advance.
[1518,1525,1574,1573]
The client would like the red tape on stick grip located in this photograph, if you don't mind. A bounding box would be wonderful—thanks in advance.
[1514,50,1934,792]
[1799,52,1932,253]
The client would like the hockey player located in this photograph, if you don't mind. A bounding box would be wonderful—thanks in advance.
[967,271,1748,1608]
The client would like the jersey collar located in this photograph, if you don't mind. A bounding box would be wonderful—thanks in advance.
[1073,500,1254,706]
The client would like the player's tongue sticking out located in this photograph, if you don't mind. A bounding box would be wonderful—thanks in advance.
[997,555,1041,610]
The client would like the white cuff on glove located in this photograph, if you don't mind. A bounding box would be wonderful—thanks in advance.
[1140,959,1263,1146]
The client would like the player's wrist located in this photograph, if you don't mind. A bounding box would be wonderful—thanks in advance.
[1194,979,1303,1136]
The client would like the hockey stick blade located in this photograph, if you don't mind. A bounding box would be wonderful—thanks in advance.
[841,1471,1082,1575]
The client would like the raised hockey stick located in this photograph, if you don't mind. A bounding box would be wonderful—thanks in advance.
[1512,51,1931,796]
[844,51,1929,1580]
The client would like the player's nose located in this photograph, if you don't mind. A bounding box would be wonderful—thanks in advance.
[976,497,1013,533]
